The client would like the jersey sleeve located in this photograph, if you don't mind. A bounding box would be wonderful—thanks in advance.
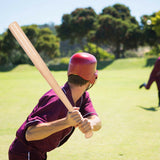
[25,95,64,129]
[16,91,65,140]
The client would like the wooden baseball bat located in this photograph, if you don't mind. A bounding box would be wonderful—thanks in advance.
[9,21,92,138]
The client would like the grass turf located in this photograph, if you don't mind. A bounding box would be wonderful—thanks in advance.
[0,58,160,160]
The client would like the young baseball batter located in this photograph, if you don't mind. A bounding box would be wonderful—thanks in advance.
[139,57,160,106]
[9,52,101,160]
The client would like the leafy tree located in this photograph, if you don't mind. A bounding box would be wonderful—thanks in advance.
[151,11,160,38]
[81,43,114,60]
[102,4,138,24]
[22,26,60,61]
[140,14,158,47]
[0,51,9,65]
[1,25,60,65]
[146,44,160,56]
[0,29,21,65]
[36,28,60,62]
[0,35,3,51]
[123,23,142,50]
[22,25,39,46]
[1,29,18,54]
[0,35,9,65]
[38,23,56,35]
[93,4,140,58]
[38,27,53,36]
[56,7,97,48]
[140,11,160,56]
[60,40,81,57]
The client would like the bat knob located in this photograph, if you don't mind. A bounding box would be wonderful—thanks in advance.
[85,131,93,138]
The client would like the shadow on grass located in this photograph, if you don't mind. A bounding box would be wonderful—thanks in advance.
[48,57,156,71]
[0,65,17,72]
[48,60,114,71]
[137,105,159,112]
[48,63,68,71]
[0,63,68,72]
[144,57,157,67]
[0,60,114,72]
[0,57,158,72]
[97,60,114,70]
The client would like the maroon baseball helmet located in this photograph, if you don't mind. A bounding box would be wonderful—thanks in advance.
[68,52,98,84]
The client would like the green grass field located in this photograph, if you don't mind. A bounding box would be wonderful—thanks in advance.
[1,58,160,160]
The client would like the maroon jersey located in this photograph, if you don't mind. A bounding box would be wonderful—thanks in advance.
[9,82,98,160]
[146,57,160,90]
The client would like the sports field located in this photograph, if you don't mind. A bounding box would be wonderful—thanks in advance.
[0,58,160,160]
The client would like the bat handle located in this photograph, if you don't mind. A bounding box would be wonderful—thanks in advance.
[84,118,93,138]
[85,131,93,138]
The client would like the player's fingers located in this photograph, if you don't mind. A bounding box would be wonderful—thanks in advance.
[79,125,92,134]
[68,111,83,125]
[79,119,92,133]
[70,111,82,120]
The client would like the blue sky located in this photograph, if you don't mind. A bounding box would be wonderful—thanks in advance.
[0,0,160,34]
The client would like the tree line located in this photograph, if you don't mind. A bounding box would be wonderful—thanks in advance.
[0,3,160,66]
